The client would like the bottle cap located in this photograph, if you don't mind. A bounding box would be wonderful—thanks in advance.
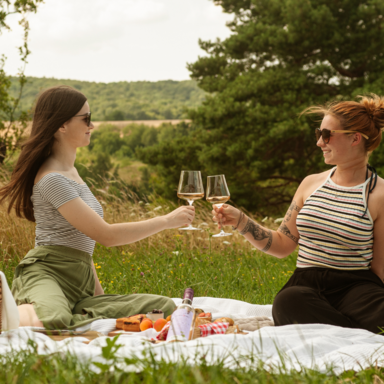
[183,288,194,301]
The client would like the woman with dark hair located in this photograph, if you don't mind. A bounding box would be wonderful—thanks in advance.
[212,94,384,333]
[0,85,194,330]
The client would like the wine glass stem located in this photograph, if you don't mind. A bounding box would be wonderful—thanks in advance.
[188,200,194,228]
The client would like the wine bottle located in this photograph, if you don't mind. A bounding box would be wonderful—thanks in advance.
[166,288,196,342]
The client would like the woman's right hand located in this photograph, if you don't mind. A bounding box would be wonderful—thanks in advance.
[164,206,195,229]
[212,204,244,229]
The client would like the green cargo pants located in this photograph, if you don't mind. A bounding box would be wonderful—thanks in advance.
[12,245,176,330]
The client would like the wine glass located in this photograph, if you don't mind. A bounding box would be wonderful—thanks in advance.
[177,170,204,231]
[206,175,232,237]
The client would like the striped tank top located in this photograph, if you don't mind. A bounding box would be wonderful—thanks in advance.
[32,173,104,256]
[296,167,374,270]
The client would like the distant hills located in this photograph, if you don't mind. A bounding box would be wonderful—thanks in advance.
[10,77,206,121]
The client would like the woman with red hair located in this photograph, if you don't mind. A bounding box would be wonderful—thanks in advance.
[213,94,384,333]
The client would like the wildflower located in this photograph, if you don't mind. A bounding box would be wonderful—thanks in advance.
[96,266,101,269]
[172,251,179,255]
[140,272,144,276]
[261,216,268,222]
[274,218,284,223]
[153,206,162,211]
[223,241,231,245]
[138,267,140,270]
[122,251,126,255]
[111,281,114,283]
[171,271,173,274]
[99,281,102,284]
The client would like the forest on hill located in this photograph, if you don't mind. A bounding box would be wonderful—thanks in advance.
[9,77,205,121]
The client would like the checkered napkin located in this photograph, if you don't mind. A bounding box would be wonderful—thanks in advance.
[156,322,171,341]
[198,322,229,337]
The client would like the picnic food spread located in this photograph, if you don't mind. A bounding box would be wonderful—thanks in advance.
[114,310,246,342]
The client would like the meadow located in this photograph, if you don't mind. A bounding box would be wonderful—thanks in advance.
[2,185,384,383]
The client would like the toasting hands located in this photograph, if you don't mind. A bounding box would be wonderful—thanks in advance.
[212,204,243,229]
[164,206,195,229]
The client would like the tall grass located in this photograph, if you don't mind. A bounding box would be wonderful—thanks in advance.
[0,179,295,302]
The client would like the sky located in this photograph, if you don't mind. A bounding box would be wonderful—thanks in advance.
[1,0,233,83]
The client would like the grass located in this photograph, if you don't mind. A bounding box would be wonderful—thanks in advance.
[1,188,384,382]
[2,345,384,383]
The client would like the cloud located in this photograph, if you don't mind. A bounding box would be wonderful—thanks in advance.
[26,0,167,52]
[0,0,233,82]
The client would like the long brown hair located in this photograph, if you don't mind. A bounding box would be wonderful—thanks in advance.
[0,85,87,222]
[302,94,384,153]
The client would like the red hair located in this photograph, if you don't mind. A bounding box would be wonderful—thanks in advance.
[302,94,384,153]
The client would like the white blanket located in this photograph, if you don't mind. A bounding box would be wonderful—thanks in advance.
[1,297,384,374]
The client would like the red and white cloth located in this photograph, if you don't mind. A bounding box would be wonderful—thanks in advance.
[156,322,170,341]
[198,322,229,337]
[155,321,229,341]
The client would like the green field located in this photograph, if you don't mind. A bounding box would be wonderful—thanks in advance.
[1,192,384,383]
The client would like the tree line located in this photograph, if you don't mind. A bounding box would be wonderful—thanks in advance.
[9,77,205,121]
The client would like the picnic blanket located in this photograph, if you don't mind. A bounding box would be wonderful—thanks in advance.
[1,297,384,374]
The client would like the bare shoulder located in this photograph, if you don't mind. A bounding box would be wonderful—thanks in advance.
[369,175,384,221]
[296,169,332,205]
[35,166,84,185]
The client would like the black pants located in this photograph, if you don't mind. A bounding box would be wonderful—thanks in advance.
[272,267,384,334]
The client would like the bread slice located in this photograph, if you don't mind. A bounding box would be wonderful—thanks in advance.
[123,319,141,332]
[116,314,146,332]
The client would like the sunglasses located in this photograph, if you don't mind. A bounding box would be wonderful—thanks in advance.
[74,112,91,127]
[315,128,369,144]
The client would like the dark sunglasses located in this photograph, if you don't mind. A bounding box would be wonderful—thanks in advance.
[315,128,369,144]
[74,112,91,127]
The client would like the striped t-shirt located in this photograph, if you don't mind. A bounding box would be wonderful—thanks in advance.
[296,168,374,270]
[32,173,104,256]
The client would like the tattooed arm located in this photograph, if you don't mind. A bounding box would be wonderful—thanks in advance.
[226,198,301,258]
[276,200,300,244]
[238,219,273,252]
[212,174,327,258]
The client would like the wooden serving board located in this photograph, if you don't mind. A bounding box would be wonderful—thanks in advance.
[33,330,102,343]
[108,330,141,337]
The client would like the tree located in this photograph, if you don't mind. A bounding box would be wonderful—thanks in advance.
[0,0,43,163]
[140,0,384,215]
